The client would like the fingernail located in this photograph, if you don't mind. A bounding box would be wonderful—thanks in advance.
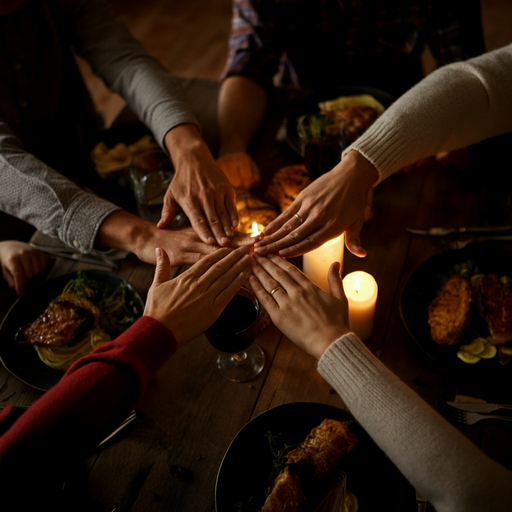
[155,247,162,260]
[252,252,261,260]
[221,237,231,245]
[255,246,267,255]
[232,220,238,227]
[267,253,276,259]
[208,237,216,244]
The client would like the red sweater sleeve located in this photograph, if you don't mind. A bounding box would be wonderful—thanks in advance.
[0,316,177,501]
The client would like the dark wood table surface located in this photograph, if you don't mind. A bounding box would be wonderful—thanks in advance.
[1,88,511,511]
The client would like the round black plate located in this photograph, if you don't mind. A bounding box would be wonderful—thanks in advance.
[215,402,414,512]
[0,270,144,391]
[286,85,396,156]
[399,246,512,374]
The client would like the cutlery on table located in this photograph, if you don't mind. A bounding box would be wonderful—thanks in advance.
[97,410,137,447]
[0,406,136,446]
[446,401,512,413]
[406,226,512,236]
[29,242,127,269]
[443,235,512,250]
[435,400,512,425]
[415,489,427,512]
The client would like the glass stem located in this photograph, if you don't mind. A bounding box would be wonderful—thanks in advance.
[232,351,247,365]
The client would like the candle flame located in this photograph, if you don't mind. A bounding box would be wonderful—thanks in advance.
[251,222,260,236]
[354,278,360,294]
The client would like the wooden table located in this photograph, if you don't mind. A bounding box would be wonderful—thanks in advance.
[1,88,512,511]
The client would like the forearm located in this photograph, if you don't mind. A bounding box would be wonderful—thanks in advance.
[318,334,512,511]
[0,124,118,253]
[164,123,216,170]
[347,43,512,183]
[0,317,176,502]
[217,76,267,156]
[65,0,199,148]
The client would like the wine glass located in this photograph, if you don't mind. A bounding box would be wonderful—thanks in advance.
[205,287,265,382]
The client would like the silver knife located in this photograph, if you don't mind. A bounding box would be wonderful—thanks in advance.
[446,401,512,413]
[406,226,512,236]
[30,243,119,269]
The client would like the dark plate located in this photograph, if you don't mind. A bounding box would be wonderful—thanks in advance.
[286,85,396,156]
[216,401,414,512]
[0,270,144,391]
[399,246,512,374]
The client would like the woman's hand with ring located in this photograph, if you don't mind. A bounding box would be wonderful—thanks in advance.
[254,151,379,258]
[249,253,350,360]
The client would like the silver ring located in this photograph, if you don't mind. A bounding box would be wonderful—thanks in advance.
[270,286,284,297]
[294,213,304,224]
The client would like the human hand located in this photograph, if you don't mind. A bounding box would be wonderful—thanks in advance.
[0,241,52,295]
[158,125,239,246]
[144,245,252,347]
[216,152,261,190]
[435,147,468,168]
[254,150,379,258]
[249,254,350,360]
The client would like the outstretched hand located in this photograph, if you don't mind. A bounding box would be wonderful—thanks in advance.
[254,150,378,258]
[249,254,350,360]
[0,241,52,295]
[158,125,239,247]
[144,245,252,347]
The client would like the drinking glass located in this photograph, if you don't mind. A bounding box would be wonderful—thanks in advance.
[205,287,265,382]
[129,150,174,224]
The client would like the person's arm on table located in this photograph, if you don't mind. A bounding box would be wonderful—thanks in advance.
[216,76,267,190]
[255,43,512,258]
[249,254,512,512]
[0,241,52,295]
[0,244,252,505]
[65,0,238,245]
[159,123,238,246]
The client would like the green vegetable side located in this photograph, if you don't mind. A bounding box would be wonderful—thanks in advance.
[63,271,136,338]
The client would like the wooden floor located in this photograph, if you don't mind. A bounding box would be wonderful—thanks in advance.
[80,0,512,128]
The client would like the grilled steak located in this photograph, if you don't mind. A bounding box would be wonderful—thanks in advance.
[477,274,512,344]
[16,292,100,348]
[428,274,472,346]
[262,419,358,512]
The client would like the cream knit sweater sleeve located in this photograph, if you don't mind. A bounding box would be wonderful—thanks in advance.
[318,334,512,512]
[345,43,512,183]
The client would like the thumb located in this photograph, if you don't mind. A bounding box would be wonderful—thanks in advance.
[328,262,344,301]
[345,221,367,258]
[153,248,173,285]
[157,192,179,229]
[328,262,349,324]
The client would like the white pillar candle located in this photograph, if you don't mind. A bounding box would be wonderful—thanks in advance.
[342,271,378,341]
[302,234,344,292]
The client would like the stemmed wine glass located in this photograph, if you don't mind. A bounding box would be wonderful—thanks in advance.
[205,287,265,382]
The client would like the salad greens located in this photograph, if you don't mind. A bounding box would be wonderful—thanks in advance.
[62,271,136,337]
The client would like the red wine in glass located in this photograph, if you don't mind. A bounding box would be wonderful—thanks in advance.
[205,287,265,382]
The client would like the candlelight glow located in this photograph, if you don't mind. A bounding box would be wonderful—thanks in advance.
[354,278,360,294]
[250,222,264,236]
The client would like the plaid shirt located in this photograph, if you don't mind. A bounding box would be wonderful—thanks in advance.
[223,0,485,96]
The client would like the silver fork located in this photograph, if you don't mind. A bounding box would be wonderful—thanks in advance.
[447,235,512,250]
[435,400,512,425]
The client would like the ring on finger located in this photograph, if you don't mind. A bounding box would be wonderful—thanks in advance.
[270,286,285,297]
[294,213,304,224]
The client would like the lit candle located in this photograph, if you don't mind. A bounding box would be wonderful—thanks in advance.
[342,271,378,341]
[302,234,344,292]
[250,221,264,237]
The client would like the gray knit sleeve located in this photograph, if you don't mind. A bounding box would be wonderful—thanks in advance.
[0,122,119,253]
[318,334,512,511]
[60,0,200,148]
[343,43,512,183]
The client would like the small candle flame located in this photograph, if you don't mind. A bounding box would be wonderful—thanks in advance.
[251,222,261,236]
[354,278,360,294]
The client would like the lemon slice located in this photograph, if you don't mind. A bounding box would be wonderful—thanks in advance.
[457,350,481,364]
[478,342,498,359]
[459,338,486,355]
